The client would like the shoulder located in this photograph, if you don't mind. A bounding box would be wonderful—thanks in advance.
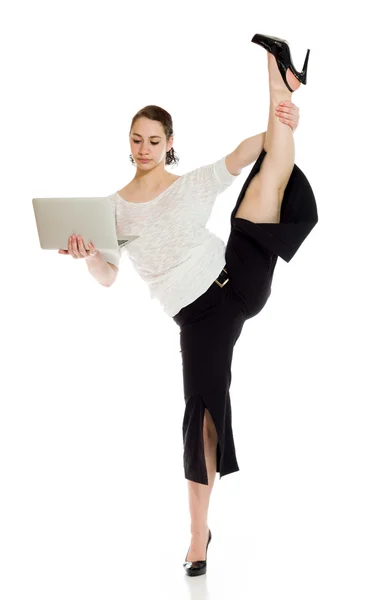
[116,182,133,199]
[185,156,239,187]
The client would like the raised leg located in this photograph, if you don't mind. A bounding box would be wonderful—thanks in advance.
[185,409,218,562]
[235,52,298,224]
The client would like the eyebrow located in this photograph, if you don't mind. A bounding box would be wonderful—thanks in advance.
[131,133,162,139]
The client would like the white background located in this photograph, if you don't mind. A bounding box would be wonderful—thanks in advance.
[1,1,379,599]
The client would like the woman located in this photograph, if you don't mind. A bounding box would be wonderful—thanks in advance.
[59,34,318,576]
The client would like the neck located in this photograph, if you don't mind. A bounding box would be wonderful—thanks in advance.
[133,164,169,188]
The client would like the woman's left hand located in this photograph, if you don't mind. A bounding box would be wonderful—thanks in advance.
[275,101,300,132]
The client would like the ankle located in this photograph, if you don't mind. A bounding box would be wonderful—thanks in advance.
[190,524,209,536]
[270,90,292,106]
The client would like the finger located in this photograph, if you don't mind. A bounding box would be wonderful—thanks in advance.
[292,105,300,117]
[276,110,298,128]
[275,108,291,119]
[276,110,292,123]
[276,105,294,116]
[279,101,298,109]
[278,117,294,129]
[278,101,298,113]
[277,101,294,111]
[71,235,80,259]
[74,236,83,258]
[58,249,69,254]
[88,242,97,255]
[77,235,88,257]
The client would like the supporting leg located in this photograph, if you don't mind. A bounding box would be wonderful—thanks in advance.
[235,52,297,224]
[185,409,218,562]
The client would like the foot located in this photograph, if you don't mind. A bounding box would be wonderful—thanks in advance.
[185,526,210,562]
[267,52,301,93]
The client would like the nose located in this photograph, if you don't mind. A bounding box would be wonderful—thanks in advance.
[138,143,150,156]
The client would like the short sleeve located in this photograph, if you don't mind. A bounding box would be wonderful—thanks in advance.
[213,155,239,190]
[192,155,239,196]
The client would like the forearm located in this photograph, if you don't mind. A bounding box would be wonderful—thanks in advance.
[85,252,116,286]
[236,131,266,168]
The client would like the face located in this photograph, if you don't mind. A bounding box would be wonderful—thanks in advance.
[129,117,173,168]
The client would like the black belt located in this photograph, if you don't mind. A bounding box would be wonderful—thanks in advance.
[214,265,229,288]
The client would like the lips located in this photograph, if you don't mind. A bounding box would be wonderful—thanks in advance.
[139,159,150,163]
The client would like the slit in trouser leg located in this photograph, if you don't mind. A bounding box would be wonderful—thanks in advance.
[183,395,208,485]
[202,408,219,485]
[182,393,238,486]
[183,395,225,486]
[219,390,240,481]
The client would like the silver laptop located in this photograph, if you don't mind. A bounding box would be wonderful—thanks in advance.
[32,196,139,264]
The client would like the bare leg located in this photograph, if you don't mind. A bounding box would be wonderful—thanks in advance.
[235,52,300,224]
[185,409,218,562]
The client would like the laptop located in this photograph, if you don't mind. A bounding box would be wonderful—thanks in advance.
[32,196,139,265]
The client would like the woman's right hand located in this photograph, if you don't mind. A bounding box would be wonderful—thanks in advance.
[58,234,99,259]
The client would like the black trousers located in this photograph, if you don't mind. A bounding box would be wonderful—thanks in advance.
[172,148,318,485]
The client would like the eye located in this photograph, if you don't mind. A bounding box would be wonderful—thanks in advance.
[133,140,159,145]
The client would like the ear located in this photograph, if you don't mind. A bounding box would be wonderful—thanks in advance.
[167,135,174,152]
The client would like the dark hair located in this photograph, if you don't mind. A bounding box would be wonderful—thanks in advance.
[129,105,179,167]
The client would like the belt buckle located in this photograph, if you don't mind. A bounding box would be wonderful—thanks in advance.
[215,267,229,288]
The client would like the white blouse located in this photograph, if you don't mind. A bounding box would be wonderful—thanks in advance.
[107,155,239,318]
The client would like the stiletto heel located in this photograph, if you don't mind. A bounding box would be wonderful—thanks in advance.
[183,528,212,577]
[251,33,310,92]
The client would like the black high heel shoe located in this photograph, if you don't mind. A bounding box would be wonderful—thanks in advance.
[251,33,310,92]
[183,528,212,577]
